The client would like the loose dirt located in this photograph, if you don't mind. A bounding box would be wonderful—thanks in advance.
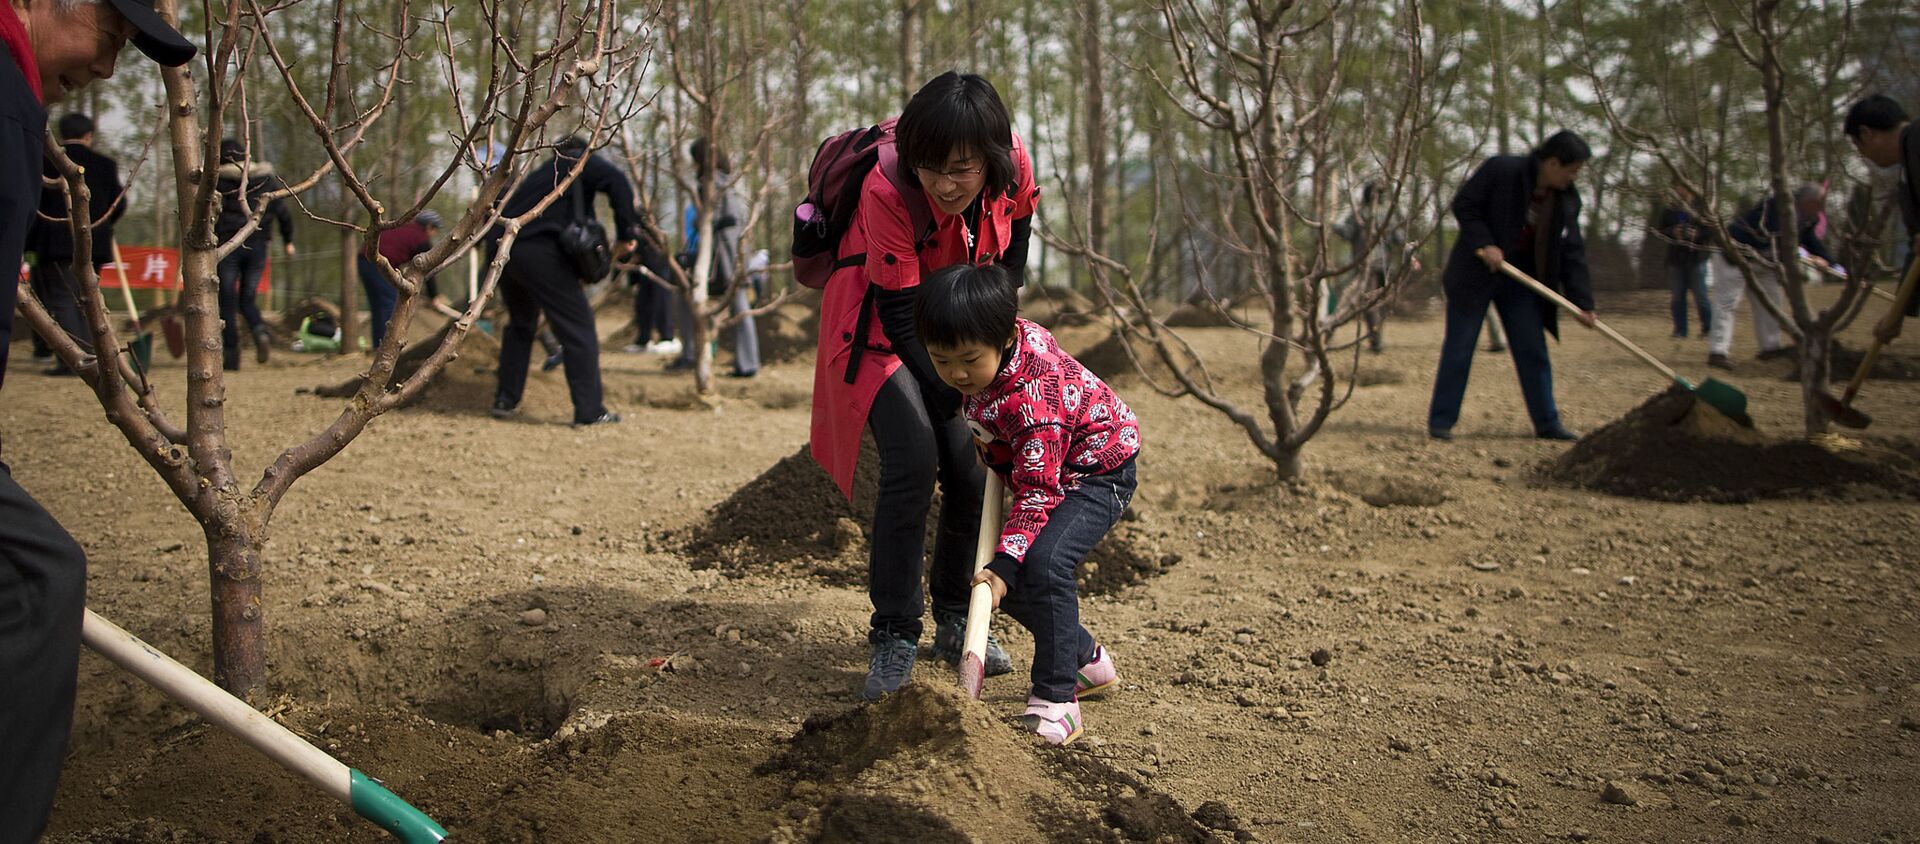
[11,285,1920,843]
[1545,385,1920,502]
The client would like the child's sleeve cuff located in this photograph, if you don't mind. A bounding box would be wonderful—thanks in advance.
[984,553,1021,590]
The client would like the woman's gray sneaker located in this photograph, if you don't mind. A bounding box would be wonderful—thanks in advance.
[862,638,918,700]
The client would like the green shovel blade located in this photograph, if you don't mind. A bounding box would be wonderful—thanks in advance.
[350,769,448,843]
[1673,375,1752,427]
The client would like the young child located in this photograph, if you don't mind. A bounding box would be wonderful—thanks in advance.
[914,262,1141,745]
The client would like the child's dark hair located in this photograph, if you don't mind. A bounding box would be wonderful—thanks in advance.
[914,263,1018,350]
[1844,95,1908,138]
[1530,130,1592,165]
[897,71,1017,200]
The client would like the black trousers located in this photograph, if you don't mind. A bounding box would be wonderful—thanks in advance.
[494,235,608,423]
[0,464,88,842]
[629,270,673,345]
[865,367,984,644]
[29,259,90,358]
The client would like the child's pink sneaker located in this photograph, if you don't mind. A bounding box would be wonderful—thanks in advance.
[1073,644,1118,698]
[1023,696,1084,745]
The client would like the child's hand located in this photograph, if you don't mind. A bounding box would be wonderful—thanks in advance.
[971,570,1008,609]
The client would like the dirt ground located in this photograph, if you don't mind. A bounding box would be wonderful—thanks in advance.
[6,284,1920,843]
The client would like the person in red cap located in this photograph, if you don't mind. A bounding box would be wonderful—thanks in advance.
[1,1,195,838]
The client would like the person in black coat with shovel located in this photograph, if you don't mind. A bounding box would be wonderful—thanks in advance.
[1427,130,1596,442]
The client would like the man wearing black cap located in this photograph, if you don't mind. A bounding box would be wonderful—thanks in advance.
[1,0,194,838]
[30,112,127,376]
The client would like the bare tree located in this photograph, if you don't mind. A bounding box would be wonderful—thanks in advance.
[1049,0,1444,479]
[16,0,649,703]
[1577,0,1871,435]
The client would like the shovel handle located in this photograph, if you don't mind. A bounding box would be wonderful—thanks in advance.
[81,609,447,842]
[1843,257,1920,403]
[109,242,141,326]
[1496,261,1681,382]
[963,473,1004,667]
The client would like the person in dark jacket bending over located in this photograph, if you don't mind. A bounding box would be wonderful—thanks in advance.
[488,136,640,426]
[214,137,296,369]
[1707,183,1832,371]
[1844,95,1920,344]
[0,1,195,838]
[30,112,125,375]
[1428,130,1595,442]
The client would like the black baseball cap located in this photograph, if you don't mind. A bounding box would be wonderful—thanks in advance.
[108,0,197,67]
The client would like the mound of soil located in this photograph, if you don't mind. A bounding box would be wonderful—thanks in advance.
[1545,386,1920,502]
[759,682,1216,843]
[1163,300,1238,328]
[683,445,1174,596]
[306,321,566,415]
[1022,287,1101,329]
[1072,330,1173,384]
[760,301,821,365]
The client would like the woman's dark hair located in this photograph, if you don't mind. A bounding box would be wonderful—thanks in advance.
[1530,130,1592,165]
[897,71,1017,200]
[1845,95,1908,138]
[219,138,246,164]
[914,263,1019,350]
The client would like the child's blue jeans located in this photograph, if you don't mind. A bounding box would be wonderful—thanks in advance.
[1000,458,1136,703]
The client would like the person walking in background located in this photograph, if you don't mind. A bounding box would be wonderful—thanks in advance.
[356,210,444,348]
[1659,183,1713,339]
[667,138,760,377]
[0,2,195,838]
[1706,184,1833,371]
[487,135,640,426]
[29,112,124,375]
[1332,181,1416,353]
[621,229,678,355]
[1427,130,1596,442]
[214,137,296,369]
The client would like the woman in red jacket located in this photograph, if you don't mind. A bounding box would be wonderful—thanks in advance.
[809,71,1038,699]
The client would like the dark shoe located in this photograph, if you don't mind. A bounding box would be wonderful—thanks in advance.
[1427,427,1453,441]
[1755,345,1796,361]
[223,346,242,372]
[489,398,519,419]
[1706,353,1734,371]
[542,350,565,372]
[42,365,77,377]
[573,411,622,427]
[1535,425,1579,441]
[726,368,758,379]
[862,638,918,700]
[1671,332,1687,339]
[930,610,1014,676]
[253,327,272,364]
[663,357,695,372]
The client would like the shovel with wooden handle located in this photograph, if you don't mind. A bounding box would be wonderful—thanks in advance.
[958,472,1004,699]
[1495,260,1753,427]
[110,242,153,372]
[82,609,448,842]
[1813,256,1920,429]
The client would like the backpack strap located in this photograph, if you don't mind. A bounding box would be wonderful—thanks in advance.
[841,142,938,385]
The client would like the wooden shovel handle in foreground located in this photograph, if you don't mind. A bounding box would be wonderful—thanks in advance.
[959,472,1004,699]
[1494,261,1684,383]
[1840,257,1920,406]
[81,610,448,843]
[109,242,141,328]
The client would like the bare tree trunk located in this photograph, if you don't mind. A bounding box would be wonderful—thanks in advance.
[338,224,358,352]
[898,0,922,100]
[1081,0,1108,258]
[206,529,265,698]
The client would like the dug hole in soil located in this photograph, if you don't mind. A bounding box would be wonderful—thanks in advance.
[1543,385,1920,502]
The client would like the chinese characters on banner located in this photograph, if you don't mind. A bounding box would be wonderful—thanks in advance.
[21,246,273,292]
